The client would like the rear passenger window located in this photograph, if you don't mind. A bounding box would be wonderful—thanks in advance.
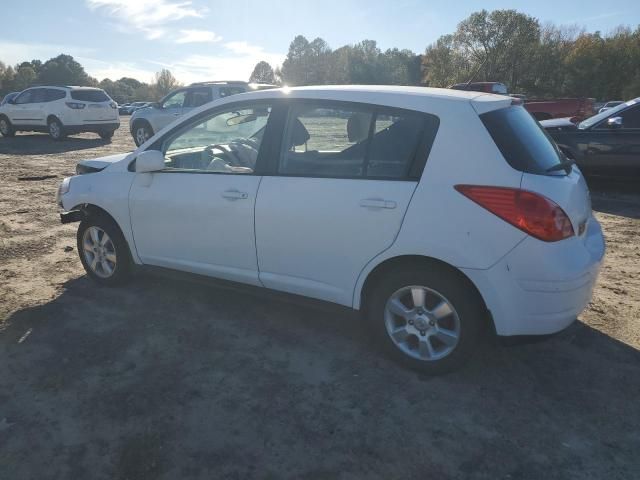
[367,112,427,178]
[279,102,437,180]
[46,89,66,102]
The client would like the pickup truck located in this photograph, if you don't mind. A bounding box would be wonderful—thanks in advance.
[524,98,595,121]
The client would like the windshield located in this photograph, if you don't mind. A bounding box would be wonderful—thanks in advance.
[481,106,564,175]
[580,98,639,129]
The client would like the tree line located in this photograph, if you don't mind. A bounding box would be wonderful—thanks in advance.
[0,54,181,104]
[260,9,640,100]
[2,10,640,103]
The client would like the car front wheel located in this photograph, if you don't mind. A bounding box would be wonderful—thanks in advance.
[367,265,485,374]
[77,215,132,286]
[0,116,15,137]
[133,123,153,146]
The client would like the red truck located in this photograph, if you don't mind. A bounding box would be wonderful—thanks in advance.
[449,82,595,121]
[523,98,595,121]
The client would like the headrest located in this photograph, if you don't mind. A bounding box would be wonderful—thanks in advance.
[289,118,310,147]
[347,113,370,142]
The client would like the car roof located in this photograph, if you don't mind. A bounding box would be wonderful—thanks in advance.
[220,85,512,114]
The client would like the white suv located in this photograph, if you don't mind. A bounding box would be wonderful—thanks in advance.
[57,86,605,373]
[0,86,119,140]
[129,81,275,146]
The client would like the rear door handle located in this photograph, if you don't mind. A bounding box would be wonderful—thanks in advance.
[359,198,397,209]
[222,190,248,200]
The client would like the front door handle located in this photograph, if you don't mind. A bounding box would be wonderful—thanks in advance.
[222,190,248,200]
[359,198,397,209]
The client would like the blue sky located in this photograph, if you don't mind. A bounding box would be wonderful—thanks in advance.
[1,0,639,83]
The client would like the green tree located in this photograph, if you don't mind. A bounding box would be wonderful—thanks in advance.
[38,54,94,86]
[152,69,181,99]
[249,61,276,84]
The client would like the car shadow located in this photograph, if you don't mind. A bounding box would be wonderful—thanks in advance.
[587,178,640,220]
[0,133,111,155]
[1,273,639,478]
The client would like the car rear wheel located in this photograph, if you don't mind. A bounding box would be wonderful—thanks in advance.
[77,215,132,286]
[99,130,114,141]
[48,118,66,140]
[133,122,153,146]
[367,265,485,374]
[0,116,15,137]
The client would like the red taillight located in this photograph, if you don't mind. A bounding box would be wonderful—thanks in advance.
[455,185,574,242]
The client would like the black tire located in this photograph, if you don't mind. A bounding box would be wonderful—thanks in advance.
[132,121,153,146]
[99,130,115,141]
[77,214,132,286]
[366,264,485,374]
[0,116,15,137]
[48,117,66,140]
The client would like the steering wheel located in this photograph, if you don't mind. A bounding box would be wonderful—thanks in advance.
[203,144,234,164]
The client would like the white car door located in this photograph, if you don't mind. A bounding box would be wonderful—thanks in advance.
[129,101,274,286]
[255,101,439,306]
[9,89,38,125]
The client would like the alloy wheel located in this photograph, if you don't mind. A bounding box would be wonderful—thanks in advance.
[384,285,461,361]
[82,226,117,278]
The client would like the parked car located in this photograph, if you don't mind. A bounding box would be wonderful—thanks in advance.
[130,81,276,146]
[1,92,19,106]
[118,103,131,115]
[450,82,508,95]
[524,98,595,121]
[598,100,623,113]
[0,86,119,140]
[57,86,604,374]
[541,97,640,179]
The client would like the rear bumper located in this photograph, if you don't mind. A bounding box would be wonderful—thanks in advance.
[65,122,120,133]
[463,216,605,336]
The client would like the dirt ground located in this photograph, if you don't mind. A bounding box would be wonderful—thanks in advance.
[0,119,639,479]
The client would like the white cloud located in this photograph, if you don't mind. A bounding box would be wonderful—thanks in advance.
[0,41,95,66]
[224,41,265,57]
[86,0,204,39]
[176,29,222,44]
[152,44,285,84]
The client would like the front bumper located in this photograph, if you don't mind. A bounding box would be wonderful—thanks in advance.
[463,216,605,336]
[60,210,83,224]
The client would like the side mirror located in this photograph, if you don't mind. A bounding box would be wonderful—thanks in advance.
[136,150,165,173]
[607,116,623,129]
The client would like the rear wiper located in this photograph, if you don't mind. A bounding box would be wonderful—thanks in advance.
[546,157,575,173]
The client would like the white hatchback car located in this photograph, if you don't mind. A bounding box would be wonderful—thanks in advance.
[0,86,119,140]
[57,86,605,373]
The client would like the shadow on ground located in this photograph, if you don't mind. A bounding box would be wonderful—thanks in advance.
[1,273,639,479]
[0,134,112,155]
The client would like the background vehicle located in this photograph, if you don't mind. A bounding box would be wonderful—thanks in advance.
[117,103,131,115]
[0,92,19,106]
[0,86,119,140]
[129,81,276,146]
[598,100,623,113]
[542,98,640,179]
[450,81,508,94]
[524,98,595,121]
[58,86,604,374]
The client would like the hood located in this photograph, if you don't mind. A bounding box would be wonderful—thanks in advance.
[76,152,131,173]
[540,117,578,131]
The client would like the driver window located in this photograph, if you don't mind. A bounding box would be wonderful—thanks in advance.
[15,90,33,104]
[162,90,187,109]
[620,105,640,129]
[162,104,272,174]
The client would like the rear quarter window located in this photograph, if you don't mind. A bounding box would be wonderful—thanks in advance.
[481,106,563,174]
[70,90,110,102]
